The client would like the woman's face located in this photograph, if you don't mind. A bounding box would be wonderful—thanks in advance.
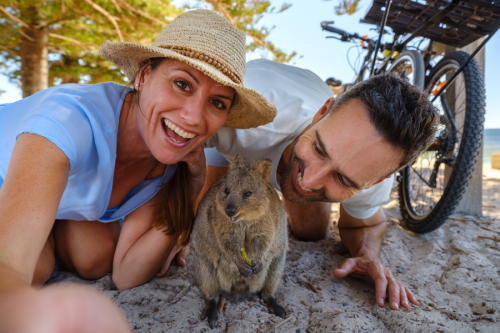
[135,59,235,164]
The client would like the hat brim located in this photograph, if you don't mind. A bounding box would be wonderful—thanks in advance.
[100,41,277,129]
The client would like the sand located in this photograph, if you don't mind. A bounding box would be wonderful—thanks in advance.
[45,167,500,333]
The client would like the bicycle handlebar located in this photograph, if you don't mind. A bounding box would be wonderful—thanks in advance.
[321,21,372,44]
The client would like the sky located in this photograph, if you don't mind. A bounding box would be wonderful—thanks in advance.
[1,0,499,128]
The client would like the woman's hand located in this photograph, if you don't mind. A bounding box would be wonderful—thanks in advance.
[181,145,206,195]
[156,246,191,277]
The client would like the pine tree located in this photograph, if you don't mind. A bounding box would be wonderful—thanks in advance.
[0,0,296,97]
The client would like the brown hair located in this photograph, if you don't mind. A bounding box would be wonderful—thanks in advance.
[133,58,195,246]
[327,73,440,172]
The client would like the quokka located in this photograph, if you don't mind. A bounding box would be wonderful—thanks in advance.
[191,155,288,329]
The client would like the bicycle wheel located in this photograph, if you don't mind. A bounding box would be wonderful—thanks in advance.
[387,50,425,89]
[398,51,485,233]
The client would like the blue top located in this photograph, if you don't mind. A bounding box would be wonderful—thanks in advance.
[0,82,176,222]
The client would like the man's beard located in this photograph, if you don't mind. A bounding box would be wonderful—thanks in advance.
[279,150,331,204]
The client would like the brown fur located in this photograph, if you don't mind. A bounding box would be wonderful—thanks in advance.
[191,155,288,328]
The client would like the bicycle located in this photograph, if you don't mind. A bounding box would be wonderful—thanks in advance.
[321,0,500,233]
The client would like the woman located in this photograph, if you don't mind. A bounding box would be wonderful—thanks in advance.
[0,9,276,331]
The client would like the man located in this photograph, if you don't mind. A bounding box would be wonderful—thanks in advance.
[201,59,439,310]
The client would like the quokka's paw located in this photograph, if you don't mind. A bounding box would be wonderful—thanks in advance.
[236,261,253,278]
[252,262,263,274]
[266,296,287,319]
[201,300,218,329]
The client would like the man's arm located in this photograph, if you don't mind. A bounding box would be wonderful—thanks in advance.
[282,198,331,241]
[333,204,418,310]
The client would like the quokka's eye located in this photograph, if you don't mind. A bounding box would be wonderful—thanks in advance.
[225,188,230,194]
[244,191,252,197]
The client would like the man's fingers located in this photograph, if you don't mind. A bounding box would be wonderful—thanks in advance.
[370,265,388,307]
[406,286,419,306]
[332,258,358,278]
[399,284,409,309]
[177,246,191,267]
[387,275,400,310]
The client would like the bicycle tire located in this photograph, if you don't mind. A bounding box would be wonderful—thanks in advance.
[398,51,485,233]
[386,50,425,89]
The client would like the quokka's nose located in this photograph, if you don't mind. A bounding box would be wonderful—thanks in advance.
[225,205,236,217]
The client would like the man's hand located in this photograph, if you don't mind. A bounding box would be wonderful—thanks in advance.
[336,205,418,311]
[333,255,418,310]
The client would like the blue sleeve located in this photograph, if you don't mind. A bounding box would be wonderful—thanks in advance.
[13,96,94,173]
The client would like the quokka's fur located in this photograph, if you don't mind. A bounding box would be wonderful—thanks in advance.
[191,155,288,329]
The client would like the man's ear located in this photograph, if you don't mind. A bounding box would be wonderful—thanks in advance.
[312,97,335,125]
[370,175,392,187]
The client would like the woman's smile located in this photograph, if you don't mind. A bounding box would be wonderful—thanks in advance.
[162,118,199,148]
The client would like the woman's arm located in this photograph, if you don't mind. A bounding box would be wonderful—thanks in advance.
[0,133,69,292]
[112,195,179,290]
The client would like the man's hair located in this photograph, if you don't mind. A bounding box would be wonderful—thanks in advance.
[327,73,440,171]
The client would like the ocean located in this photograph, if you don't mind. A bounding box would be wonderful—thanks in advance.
[484,128,500,165]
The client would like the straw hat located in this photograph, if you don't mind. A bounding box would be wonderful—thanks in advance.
[100,9,277,129]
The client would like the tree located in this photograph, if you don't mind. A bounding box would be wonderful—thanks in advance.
[0,0,296,98]
[196,0,296,63]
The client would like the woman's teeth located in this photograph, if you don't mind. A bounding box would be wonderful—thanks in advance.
[297,172,313,192]
[164,119,197,142]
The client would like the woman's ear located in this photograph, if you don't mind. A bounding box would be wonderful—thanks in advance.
[134,61,152,91]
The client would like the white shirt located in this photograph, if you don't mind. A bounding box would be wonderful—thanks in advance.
[204,59,393,219]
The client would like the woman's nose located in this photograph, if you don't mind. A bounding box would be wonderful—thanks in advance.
[180,100,205,126]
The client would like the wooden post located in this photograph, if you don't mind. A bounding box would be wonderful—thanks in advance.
[443,39,485,216]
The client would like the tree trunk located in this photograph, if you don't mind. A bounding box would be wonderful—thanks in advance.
[20,25,48,97]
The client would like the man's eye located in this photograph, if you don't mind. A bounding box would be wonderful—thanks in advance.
[337,174,350,187]
[212,99,227,110]
[313,143,324,156]
[175,80,191,91]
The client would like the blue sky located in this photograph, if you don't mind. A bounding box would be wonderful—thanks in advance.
[1,0,498,127]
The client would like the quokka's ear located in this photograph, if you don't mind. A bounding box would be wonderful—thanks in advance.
[229,154,248,171]
[252,158,272,180]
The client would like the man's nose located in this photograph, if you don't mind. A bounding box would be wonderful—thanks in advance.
[302,165,329,191]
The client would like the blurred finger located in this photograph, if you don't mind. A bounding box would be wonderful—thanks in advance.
[387,276,400,310]
[177,246,191,267]
[406,286,419,306]
[332,258,358,278]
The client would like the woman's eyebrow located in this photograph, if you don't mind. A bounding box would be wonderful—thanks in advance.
[173,68,233,102]
[214,94,233,102]
[174,68,199,84]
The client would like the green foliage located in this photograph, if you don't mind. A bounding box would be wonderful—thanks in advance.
[0,0,295,88]
[192,0,297,63]
[0,0,183,86]
[334,0,362,16]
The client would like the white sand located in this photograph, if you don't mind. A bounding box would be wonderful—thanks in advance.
[46,168,500,332]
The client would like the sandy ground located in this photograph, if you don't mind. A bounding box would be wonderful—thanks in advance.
[46,167,500,333]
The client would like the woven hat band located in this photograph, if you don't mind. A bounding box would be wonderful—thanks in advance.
[157,45,242,84]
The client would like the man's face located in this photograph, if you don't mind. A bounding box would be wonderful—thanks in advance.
[280,99,404,204]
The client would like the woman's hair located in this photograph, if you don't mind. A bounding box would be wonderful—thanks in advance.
[133,58,196,246]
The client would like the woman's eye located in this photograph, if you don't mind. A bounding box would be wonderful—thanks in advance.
[225,188,230,194]
[212,99,227,110]
[244,191,252,197]
[175,80,191,91]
